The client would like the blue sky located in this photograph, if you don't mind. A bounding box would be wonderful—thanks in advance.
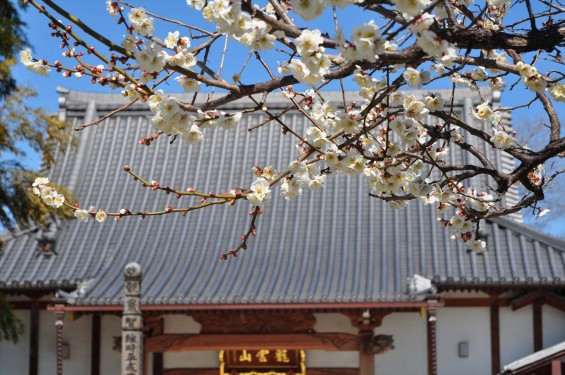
[11,0,565,237]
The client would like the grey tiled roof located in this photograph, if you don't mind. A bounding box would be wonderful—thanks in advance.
[0,89,563,306]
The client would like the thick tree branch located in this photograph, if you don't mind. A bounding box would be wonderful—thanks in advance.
[437,23,565,53]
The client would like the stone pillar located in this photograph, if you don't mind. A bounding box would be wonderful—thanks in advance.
[122,262,143,375]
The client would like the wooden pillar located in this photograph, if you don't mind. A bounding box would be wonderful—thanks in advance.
[346,310,388,375]
[533,298,544,352]
[29,300,40,375]
[91,314,101,375]
[152,352,163,375]
[551,359,562,375]
[54,304,65,375]
[426,302,439,375]
[359,330,375,375]
[490,298,500,375]
[147,317,164,375]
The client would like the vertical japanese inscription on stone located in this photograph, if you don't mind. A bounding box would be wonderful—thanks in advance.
[122,262,142,375]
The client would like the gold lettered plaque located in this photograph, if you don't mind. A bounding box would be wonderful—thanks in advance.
[220,349,305,375]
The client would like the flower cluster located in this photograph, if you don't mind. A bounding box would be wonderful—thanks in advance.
[279,29,331,86]
[20,0,564,258]
[128,7,154,36]
[145,91,244,144]
[473,102,500,124]
[339,21,386,63]
[32,178,107,223]
[20,49,50,76]
[196,0,278,50]
[74,206,107,223]
[490,128,515,150]
[32,177,65,208]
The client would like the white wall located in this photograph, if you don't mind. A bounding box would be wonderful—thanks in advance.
[306,313,359,368]
[0,310,30,374]
[543,305,565,348]
[163,314,219,369]
[500,306,533,366]
[377,312,427,374]
[436,307,491,375]
[100,314,121,374]
[0,309,93,375]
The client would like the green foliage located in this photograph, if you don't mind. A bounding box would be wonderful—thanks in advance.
[0,3,74,343]
[0,293,24,343]
[0,0,27,99]
[0,86,75,231]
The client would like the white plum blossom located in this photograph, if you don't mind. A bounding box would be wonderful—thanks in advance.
[392,0,431,17]
[248,178,272,206]
[95,210,108,223]
[74,209,90,223]
[467,239,487,253]
[549,84,565,102]
[106,0,119,16]
[416,30,454,58]
[489,77,506,90]
[186,0,206,10]
[471,67,489,82]
[403,67,430,88]
[291,0,325,20]
[175,75,201,92]
[423,95,445,112]
[490,128,515,150]
[280,178,303,200]
[473,102,500,124]
[516,62,537,77]
[295,29,324,56]
[217,112,242,130]
[20,48,50,76]
[165,31,180,49]
[523,74,547,93]
[182,125,204,144]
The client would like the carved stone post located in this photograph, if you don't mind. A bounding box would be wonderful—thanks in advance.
[53,304,65,375]
[122,262,143,375]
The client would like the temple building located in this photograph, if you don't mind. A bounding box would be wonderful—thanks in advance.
[0,88,564,375]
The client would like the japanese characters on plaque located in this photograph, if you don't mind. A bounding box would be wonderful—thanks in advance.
[220,349,305,375]
[122,262,142,375]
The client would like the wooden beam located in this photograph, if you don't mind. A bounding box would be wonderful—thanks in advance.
[443,298,511,308]
[533,299,544,352]
[490,299,500,375]
[146,333,360,352]
[10,300,52,310]
[29,300,39,375]
[91,315,101,375]
[162,368,359,375]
